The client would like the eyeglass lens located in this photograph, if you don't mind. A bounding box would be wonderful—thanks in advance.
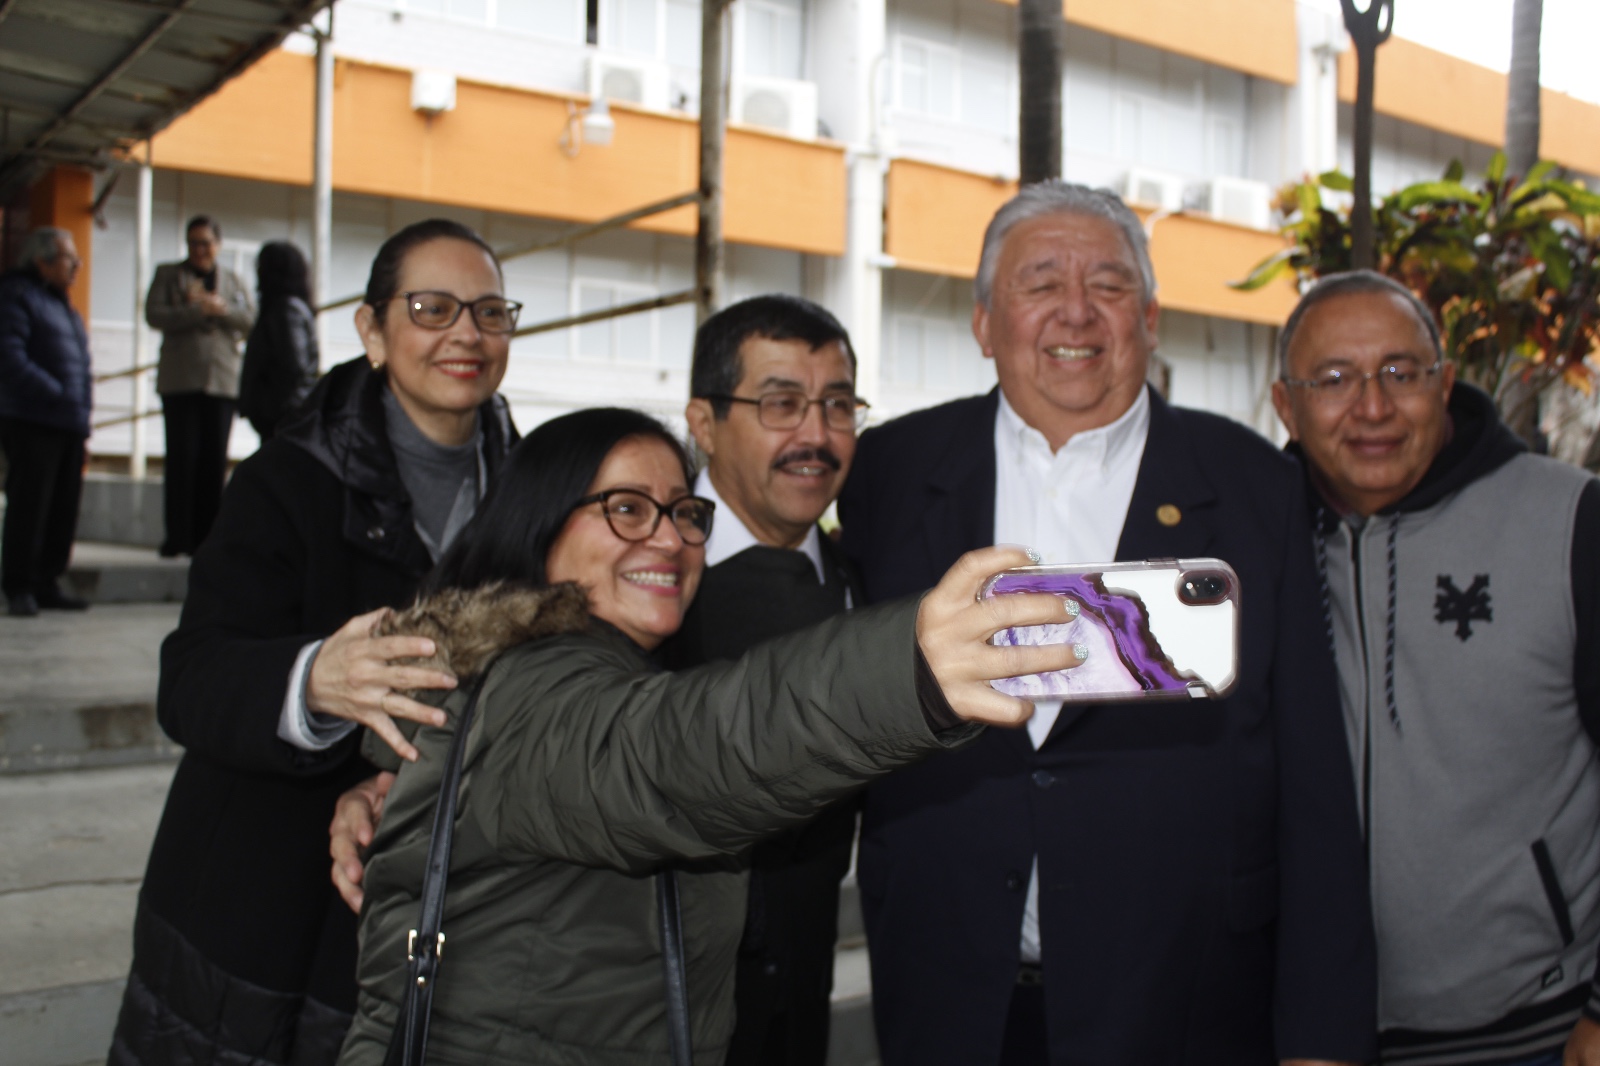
[406,292,521,334]
[756,392,864,430]
[1306,363,1438,403]
[602,491,713,545]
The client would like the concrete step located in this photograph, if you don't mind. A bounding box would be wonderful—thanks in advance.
[74,474,163,549]
[65,542,189,605]
[0,604,182,773]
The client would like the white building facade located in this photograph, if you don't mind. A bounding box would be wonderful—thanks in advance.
[78,0,1600,461]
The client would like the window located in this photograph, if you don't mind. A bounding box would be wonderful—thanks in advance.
[575,280,659,364]
[886,314,995,394]
[895,37,958,120]
[499,0,581,38]
[383,0,582,38]
[740,0,803,79]
[600,0,701,66]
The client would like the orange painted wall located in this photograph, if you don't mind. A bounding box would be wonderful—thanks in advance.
[1337,37,1600,177]
[151,50,314,185]
[885,159,1297,325]
[151,52,846,256]
[28,166,95,317]
[990,0,1299,85]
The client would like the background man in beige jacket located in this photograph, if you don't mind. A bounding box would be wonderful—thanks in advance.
[146,214,254,557]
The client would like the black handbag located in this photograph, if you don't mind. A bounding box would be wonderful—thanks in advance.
[380,664,695,1066]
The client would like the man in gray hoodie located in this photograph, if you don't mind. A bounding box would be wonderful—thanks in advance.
[1272,270,1600,1066]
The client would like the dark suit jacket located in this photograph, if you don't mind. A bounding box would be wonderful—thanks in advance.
[838,387,1376,1066]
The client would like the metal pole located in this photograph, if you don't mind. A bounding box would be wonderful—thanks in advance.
[695,0,730,323]
[130,153,152,479]
[312,9,334,357]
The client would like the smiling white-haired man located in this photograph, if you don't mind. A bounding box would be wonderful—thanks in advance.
[838,181,1378,1066]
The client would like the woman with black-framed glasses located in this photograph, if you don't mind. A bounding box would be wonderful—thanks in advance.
[112,219,522,1066]
[333,407,1084,1066]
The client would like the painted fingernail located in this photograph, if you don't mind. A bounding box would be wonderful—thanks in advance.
[1024,547,1043,564]
[1064,598,1080,618]
[1073,643,1090,661]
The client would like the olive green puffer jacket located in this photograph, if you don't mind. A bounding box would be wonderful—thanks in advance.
[338,582,977,1066]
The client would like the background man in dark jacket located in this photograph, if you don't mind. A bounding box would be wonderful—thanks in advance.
[0,226,92,617]
[838,181,1376,1065]
[1272,270,1600,1066]
[668,294,867,1065]
[146,214,254,557]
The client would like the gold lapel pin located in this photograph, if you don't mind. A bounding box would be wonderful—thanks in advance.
[1156,504,1182,527]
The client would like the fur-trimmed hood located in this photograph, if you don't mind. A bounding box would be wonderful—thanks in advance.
[376,581,591,683]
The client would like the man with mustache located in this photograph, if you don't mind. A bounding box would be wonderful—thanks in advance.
[670,293,866,1065]
[837,181,1375,1064]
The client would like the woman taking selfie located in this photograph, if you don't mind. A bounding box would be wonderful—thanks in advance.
[110,219,521,1066]
[334,407,1080,1066]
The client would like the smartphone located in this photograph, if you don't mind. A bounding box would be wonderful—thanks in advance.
[979,559,1241,702]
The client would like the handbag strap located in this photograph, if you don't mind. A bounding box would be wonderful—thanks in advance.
[657,869,693,1066]
[383,663,495,1066]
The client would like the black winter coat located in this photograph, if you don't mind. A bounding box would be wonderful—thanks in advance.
[109,356,516,1066]
[0,268,92,435]
[239,294,319,439]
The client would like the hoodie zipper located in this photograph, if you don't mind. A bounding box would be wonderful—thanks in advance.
[1349,530,1374,847]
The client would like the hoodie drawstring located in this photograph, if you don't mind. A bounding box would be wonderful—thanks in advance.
[1384,514,1401,734]
[1311,506,1402,734]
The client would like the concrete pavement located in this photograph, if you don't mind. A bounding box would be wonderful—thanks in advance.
[0,763,174,1066]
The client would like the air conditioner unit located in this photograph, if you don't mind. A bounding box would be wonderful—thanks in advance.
[1202,176,1275,230]
[411,70,456,114]
[730,76,819,140]
[1121,168,1186,212]
[586,54,671,112]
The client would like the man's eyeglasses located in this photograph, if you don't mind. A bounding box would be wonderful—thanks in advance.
[394,291,523,334]
[1280,362,1445,407]
[572,489,716,546]
[704,391,870,431]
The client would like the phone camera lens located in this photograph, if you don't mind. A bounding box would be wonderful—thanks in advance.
[1180,572,1230,606]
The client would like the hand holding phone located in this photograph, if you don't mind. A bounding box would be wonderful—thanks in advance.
[980,559,1240,702]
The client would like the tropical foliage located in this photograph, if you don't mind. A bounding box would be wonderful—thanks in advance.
[1234,153,1600,434]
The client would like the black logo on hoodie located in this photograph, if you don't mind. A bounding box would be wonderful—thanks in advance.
[1435,575,1492,640]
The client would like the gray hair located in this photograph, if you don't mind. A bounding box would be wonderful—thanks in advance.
[973,181,1156,307]
[16,227,71,270]
[1278,270,1444,376]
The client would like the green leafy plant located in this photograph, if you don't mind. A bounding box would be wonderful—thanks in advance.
[1235,153,1600,437]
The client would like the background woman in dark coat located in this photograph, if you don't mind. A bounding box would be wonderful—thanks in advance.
[109,218,521,1066]
[239,240,319,441]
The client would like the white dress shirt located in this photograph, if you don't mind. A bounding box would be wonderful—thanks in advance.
[991,385,1150,962]
[697,468,829,583]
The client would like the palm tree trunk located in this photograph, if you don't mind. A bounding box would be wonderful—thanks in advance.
[1505,0,1543,180]
[1339,0,1393,271]
[1019,0,1064,184]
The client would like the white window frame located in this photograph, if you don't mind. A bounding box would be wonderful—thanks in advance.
[370,0,586,40]
[570,277,661,364]
[734,0,805,80]
[893,34,961,123]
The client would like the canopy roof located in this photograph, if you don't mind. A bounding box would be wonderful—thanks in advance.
[0,0,332,196]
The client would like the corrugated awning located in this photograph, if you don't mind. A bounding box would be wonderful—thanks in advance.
[0,0,332,196]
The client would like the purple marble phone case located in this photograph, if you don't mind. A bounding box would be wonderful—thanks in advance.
[985,570,1201,700]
